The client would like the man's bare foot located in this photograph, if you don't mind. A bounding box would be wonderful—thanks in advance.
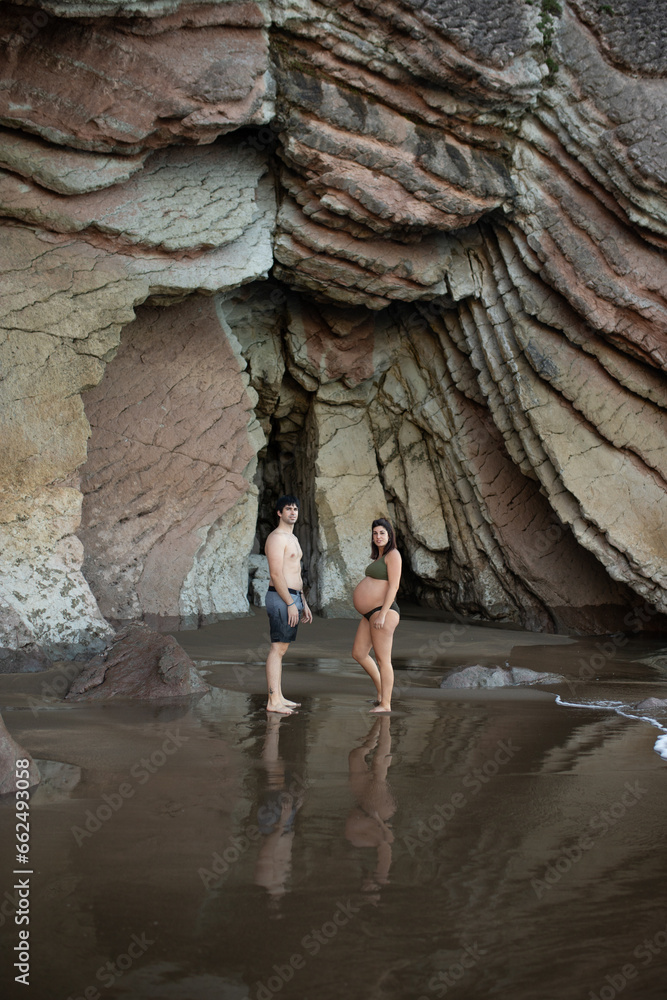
[266,703,297,715]
[370,704,391,714]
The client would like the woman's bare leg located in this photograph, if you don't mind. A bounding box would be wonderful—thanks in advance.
[369,610,399,713]
[352,617,382,700]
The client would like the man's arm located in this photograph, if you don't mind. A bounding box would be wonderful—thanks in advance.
[301,593,313,624]
[266,533,300,627]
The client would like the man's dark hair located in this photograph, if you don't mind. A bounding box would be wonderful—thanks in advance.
[276,494,300,514]
[370,517,397,559]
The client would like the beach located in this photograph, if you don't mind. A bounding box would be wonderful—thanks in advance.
[1,611,666,1000]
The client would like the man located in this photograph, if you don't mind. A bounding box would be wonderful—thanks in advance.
[264,495,312,714]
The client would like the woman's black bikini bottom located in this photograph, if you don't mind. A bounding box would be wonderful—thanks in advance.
[362,602,400,622]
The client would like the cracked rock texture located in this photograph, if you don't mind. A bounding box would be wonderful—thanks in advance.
[78,295,263,625]
[0,0,665,648]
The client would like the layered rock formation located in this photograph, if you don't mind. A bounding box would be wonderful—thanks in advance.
[0,0,665,648]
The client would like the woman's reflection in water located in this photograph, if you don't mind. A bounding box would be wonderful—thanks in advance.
[254,713,305,913]
[346,715,396,896]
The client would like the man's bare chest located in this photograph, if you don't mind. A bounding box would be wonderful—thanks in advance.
[284,538,302,562]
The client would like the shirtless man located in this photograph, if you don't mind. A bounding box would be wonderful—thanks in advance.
[264,495,312,714]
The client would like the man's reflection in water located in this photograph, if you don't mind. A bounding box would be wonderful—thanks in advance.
[346,715,396,895]
[254,714,305,911]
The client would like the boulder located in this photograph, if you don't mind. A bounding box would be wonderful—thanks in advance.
[441,665,566,689]
[66,624,210,701]
[636,698,667,712]
[0,646,51,674]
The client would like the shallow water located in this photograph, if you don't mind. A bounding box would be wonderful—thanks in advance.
[1,616,667,1000]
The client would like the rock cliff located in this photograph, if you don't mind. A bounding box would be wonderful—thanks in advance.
[0,0,665,649]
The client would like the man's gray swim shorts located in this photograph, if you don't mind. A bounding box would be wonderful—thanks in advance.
[266,586,303,643]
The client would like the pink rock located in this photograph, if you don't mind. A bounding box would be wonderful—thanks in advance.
[286,300,377,387]
[78,295,258,621]
[0,6,271,153]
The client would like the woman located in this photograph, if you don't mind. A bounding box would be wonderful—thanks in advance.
[352,518,402,713]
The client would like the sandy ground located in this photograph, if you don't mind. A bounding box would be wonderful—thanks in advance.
[1,614,667,1000]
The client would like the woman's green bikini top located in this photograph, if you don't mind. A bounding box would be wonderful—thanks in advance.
[364,554,388,580]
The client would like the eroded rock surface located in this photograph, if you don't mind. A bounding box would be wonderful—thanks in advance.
[78,295,263,624]
[0,3,272,152]
[0,140,272,252]
[0,0,665,645]
[0,28,274,648]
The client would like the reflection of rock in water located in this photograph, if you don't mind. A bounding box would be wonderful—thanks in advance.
[636,653,667,675]
[31,760,82,803]
[0,713,40,794]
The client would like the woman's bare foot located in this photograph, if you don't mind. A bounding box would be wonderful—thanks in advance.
[283,699,301,708]
[370,704,391,714]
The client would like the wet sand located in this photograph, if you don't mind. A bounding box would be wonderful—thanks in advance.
[1,613,667,1000]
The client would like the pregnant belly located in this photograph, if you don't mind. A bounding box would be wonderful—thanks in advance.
[353,577,389,614]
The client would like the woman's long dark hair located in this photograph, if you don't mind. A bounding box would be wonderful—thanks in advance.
[371,517,397,560]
